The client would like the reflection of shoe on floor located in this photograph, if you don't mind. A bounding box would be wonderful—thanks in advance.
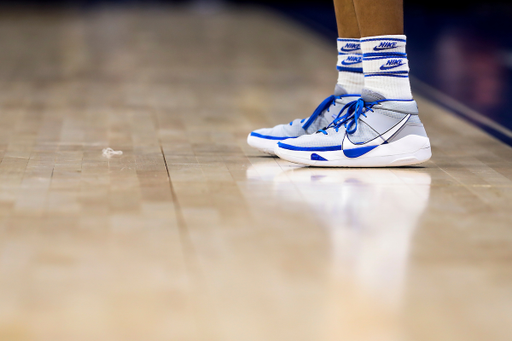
[275,90,432,167]
[281,168,432,324]
[277,166,430,185]
[275,167,432,235]
[275,166,432,212]
[247,85,359,155]
[245,159,289,182]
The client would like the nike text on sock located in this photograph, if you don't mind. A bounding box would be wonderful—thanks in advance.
[336,38,364,95]
[361,35,413,100]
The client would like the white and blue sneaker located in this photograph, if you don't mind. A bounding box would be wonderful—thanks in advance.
[247,86,360,155]
[274,90,432,167]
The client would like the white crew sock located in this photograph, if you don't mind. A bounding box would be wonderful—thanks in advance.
[360,35,413,100]
[336,38,364,95]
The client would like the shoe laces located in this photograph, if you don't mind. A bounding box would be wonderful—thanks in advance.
[319,98,381,135]
[288,94,344,130]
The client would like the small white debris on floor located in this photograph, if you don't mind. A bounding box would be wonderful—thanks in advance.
[102,148,123,158]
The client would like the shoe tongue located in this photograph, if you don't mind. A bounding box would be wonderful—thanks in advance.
[361,88,386,102]
[333,84,347,97]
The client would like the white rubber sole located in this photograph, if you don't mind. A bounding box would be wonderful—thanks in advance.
[274,135,432,167]
[247,134,280,155]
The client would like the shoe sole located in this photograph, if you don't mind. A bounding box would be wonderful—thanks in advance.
[274,135,432,167]
[247,134,279,155]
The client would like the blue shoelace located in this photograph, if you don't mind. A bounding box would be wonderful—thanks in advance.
[289,95,343,130]
[318,98,382,135]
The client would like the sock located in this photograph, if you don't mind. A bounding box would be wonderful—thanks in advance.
[336,38,364,95]
[360,35,413,100]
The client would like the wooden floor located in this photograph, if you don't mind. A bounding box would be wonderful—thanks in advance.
[0,6,511,341]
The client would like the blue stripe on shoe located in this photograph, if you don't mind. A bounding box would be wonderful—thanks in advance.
[277,142,341,151]
[311,153,328,161]
[250,132,297,140]
[343,145,378,158]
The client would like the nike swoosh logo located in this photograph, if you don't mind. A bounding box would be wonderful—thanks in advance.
[342,115,411,158]
[341,59,362,65]
[340,47,359,52]
[373,46,397,51]
[380,62,405,70]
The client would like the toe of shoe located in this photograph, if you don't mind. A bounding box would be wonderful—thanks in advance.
[251,127,274,136]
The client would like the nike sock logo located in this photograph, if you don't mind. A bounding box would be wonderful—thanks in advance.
[340,43,361,52]
[379,59,405,70]
[373,42,398,51]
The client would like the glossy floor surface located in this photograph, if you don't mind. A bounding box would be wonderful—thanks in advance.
[0,6,511,341]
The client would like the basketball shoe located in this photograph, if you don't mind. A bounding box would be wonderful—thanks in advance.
[247,85,360,155]
[273,89,432,167]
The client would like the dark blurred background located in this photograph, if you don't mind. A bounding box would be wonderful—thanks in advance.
[0,0,510,6]
[0,0,511,144]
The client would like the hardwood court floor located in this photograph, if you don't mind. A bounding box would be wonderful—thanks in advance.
[0,6,511,341]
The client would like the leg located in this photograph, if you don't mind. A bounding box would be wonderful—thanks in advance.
[352,0,411,100]
[352,0,403,37]
[274,0,432,167]
[333,0,364,95]
[333,0,361,39]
